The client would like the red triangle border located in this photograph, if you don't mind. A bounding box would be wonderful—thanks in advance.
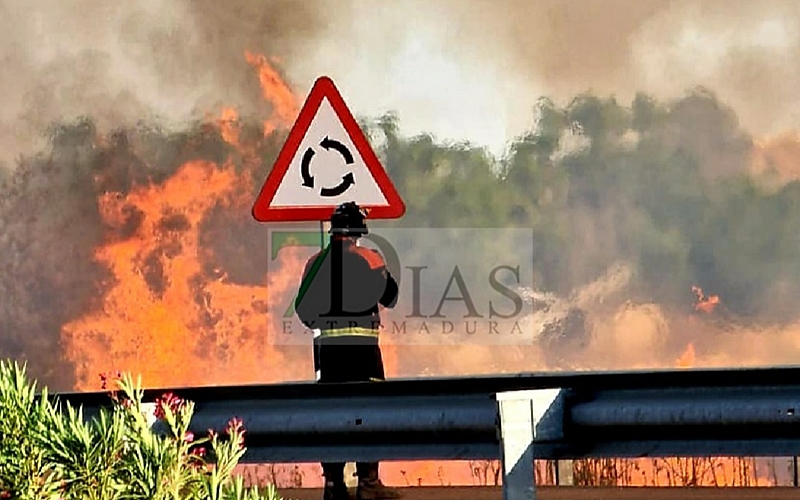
[251,76,406,223]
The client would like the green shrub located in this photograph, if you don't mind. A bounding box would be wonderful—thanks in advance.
[0,360,287,500]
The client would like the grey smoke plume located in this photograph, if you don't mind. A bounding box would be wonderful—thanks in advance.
[0,0,329,168]
[286,0,800,151]
[433,0,800,137]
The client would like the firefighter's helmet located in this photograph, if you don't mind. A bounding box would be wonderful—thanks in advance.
[329,201,368,236]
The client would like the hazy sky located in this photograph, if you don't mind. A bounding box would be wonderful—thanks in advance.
[294,0,800,156]
[1,0,800,161]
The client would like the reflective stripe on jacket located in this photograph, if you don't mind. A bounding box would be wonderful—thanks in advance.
[313,327,380,339]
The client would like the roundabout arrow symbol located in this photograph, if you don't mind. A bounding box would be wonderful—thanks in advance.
[301,148,315,188]
[320,136,354,164]
[320,172,354,197]
[299,136,356,197]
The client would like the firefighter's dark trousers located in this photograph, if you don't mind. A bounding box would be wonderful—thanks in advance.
[315,334,385,486]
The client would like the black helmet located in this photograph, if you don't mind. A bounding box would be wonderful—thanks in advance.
[329,201,368,236]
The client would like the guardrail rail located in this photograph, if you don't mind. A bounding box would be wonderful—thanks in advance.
[54,366,800,500]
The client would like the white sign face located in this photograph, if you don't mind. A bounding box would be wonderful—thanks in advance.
[269,97,389,208]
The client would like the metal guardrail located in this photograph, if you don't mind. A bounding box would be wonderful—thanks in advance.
[55,366,800,500]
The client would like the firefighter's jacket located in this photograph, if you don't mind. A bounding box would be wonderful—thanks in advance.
[295,237,398,380]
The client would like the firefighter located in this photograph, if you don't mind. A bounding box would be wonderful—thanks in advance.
[294,201,402,500]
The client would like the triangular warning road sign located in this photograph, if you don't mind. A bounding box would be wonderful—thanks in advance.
[252,76,406,222]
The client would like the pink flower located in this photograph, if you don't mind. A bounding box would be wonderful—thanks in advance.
[225,417,246,449]
[154,393,184,420]
[226,417,243,434]
[183,431,194,443]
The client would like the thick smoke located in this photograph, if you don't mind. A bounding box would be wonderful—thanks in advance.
[429,0,800,137]
[0,0,328,169]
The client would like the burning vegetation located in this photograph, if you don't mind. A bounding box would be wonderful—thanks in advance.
[2,51,800,488]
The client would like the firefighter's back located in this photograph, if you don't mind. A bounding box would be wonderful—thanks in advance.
[297,238,393,383]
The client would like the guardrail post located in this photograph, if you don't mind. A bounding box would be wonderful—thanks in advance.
[497,389,563,500]
[556,460,573,485]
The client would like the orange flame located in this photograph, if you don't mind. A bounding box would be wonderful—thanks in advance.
[60,159,307,389]
[692,286,720,313]
[218,107,241,147]
[751,130,800,183]
[245,51,300,137]
[59,53,309,391]
[677,342,696,368]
